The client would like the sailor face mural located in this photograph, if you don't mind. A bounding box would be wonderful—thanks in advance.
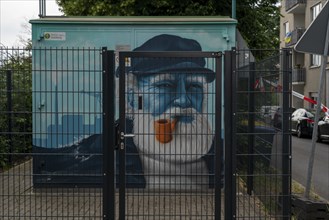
[132,73,212,163]
[33,34,221,189]
[123,34,217,189]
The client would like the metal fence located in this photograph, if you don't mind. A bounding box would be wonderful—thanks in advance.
[231,49,292,219]
[0,47,291,219]
[1,47,104,219]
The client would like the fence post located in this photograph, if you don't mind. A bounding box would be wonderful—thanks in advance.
[7,69,13,165]
[215,52,223,220]
[102,48,115,220]
[118,52,126,220]
[225,48,237,219]
[38,0,46,17]
[281,48,291,219]
[247,62,255,195]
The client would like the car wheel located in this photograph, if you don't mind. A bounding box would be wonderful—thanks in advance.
[297,125,303,138]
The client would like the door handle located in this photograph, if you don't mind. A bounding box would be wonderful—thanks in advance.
[120,132,135,139]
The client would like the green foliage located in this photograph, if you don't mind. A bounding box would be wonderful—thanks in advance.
[55,0,280,57]
[236,1,280,52]
[0,49,32,170]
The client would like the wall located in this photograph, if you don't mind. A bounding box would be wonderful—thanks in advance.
[30,17,237,186]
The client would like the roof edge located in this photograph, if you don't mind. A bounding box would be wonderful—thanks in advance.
[30,16,237,24]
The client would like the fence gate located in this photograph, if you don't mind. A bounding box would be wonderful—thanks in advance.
[112,51,223,219]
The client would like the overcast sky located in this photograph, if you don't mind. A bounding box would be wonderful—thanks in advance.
[0,0,62,47]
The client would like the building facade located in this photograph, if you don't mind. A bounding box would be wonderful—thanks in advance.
[280,0,329,109]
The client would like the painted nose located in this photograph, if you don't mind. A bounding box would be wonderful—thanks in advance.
[173,85,191,108]
[173,94,191,108]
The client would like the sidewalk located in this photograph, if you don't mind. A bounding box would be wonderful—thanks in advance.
[1,160,273,219]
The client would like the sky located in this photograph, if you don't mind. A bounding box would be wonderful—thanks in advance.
[0,0,62,47]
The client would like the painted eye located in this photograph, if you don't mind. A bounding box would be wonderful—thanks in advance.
[189,83,203,89]
[156,82,174,88]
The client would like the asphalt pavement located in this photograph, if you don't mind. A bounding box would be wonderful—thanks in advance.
[292,136,329,201]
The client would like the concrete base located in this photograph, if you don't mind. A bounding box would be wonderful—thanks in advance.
[291,195,329,220]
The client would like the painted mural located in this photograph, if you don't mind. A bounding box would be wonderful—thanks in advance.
[32,31,226,188]
[120,34,220,189]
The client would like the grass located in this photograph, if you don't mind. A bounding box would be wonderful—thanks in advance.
[291,180,326,202]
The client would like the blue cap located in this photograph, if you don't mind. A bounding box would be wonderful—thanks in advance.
[117,34,215,82]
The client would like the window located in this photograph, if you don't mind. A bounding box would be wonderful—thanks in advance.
[311,54,321,66]
[284,22,291,43]
[284,22,289,35]
[311,3,322,21]
[310,3,322,67]
[310,92,318,109]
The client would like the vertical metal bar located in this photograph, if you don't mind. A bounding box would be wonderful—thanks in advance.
[39,0,42,17]
[232,0,236,19]
[224,49,237,219]
[231,48,237,219]
[118,52,126,220]
[44,0,46,17]
[281,48,291,220]
[215,52,223,220]
[39,0,44,17]
[108,50,116,220]
[7,69,13,165]
[231,48,237,220]
[224,50,233,219]
[247,62,255,195]
[102,48,115,220]
[55,85,59,143]
[305,17,329,198]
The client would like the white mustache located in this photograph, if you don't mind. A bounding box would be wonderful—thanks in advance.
[134,107,213,163]
[159,107,198,119]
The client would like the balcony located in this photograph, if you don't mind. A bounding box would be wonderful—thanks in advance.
[285,28,305,47]
[292,67,305,84]
[285,0,306,13]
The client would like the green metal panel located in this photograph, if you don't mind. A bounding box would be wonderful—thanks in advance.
[31,17,237,51]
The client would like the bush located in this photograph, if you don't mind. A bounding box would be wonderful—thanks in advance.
[0,48,32,170]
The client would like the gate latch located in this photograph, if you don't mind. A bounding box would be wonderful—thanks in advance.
[117,132,135,150]
[114,122,120,150]
[114,123,136,150]
[120,132,135,139]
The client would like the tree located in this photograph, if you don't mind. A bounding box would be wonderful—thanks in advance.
[0,20,33,170]
[56,0,280,58]
[0,48,32,170]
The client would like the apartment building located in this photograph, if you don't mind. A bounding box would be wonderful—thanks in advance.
[280,0,329,109]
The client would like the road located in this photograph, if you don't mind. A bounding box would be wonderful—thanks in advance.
[292,136,329,201]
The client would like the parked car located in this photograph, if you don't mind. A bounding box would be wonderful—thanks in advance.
[291,108,314,138]
[317,115,329,142]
